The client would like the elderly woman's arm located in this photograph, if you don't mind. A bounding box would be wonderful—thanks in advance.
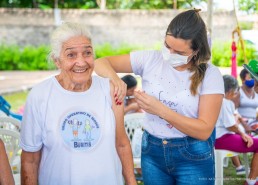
[0,139,15,185]
[110,82,136,185]
[21,150,41,185]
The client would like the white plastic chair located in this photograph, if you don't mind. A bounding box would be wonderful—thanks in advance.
[0,110,8,117]
[0,116,21,132]
[13,173,20,185]
[215,149,249,185]
[124,113,145,178]
[0,129,21,174]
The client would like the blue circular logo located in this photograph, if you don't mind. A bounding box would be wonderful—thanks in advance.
[60,111,101,151]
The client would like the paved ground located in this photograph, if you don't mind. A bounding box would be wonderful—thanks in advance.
[0,67,244,95]
[0,70,58,95]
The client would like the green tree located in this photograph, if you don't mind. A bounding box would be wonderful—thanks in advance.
[0,0,207,9]
[238,0,258,14]
[105,0,207,9]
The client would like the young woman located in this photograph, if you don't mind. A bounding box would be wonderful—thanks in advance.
[94,9,224,185]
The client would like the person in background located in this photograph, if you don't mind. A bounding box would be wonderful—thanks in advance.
[0,139,15,185]
[94,9,224,185]
[121,74,143,114]
[121,74,144,179]
[215,75,258,185]
[254,81,258,94]
[20,22,136,185]
[233,69,258,130]
[231,69,258,176]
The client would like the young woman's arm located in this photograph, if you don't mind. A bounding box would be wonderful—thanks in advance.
[110,82,136,185]
[0,139,15,185]
[134,91,223,140]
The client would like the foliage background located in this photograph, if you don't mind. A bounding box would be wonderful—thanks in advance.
[0,0,257,13]
[0,41,257,70]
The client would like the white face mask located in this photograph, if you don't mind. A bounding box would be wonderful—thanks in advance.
[161,46,191,67]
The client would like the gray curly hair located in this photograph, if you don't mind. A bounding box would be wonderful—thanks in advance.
[49,22,92,61]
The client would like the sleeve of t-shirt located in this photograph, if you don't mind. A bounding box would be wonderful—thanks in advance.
[200,64,225,95]
[19,89,44,152]
[98,76,112,107]
[221,100,236,128]
[130,50,160,76]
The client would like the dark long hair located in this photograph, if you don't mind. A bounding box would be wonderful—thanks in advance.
[166,9,211,95]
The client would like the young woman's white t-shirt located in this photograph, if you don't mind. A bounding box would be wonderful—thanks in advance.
[130,50,224,139]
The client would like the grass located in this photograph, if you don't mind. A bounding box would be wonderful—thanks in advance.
[2,91,29,113]
[3,91,251,185]
[224,155,247,185]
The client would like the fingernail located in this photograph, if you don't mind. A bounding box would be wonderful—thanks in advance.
[114,94,117,97]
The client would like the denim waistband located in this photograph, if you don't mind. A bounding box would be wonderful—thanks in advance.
[144,130,209,147]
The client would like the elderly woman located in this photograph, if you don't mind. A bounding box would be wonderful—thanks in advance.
[20,22,136,185]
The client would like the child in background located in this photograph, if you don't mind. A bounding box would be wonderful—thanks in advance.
[121,74,143,114]
[121,74,143,180]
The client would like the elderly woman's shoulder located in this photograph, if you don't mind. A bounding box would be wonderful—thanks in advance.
[29,76,56,95]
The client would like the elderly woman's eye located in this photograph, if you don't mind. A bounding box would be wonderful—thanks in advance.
[67,53,75,58]
[84,51,93,57]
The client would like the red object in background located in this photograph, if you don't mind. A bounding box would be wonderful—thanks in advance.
[231,41,237,78]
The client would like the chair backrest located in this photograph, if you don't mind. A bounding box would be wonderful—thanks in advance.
[0,110,8,117]
[124,113,145,142]
[0,96,11,116]
[0,117,21,132]
[0,129,20,164]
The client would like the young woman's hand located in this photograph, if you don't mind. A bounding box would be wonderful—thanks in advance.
[134,90,164,116]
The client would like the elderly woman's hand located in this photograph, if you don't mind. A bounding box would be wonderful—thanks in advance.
[111,76,127,105]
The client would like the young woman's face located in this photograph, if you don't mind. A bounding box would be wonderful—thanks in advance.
[164,35,193,56]
[55,35,94,86]
[163,35,197,69]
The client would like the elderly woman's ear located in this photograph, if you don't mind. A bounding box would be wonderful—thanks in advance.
[53,57,61,69]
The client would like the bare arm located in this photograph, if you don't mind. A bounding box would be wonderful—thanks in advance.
[0,139,15,185]
[134,91,223,140]
[238,117,253,133]
[21,150,41,185]
[110,82,136,185]
[227,124,253,147]
[94,55,133,102]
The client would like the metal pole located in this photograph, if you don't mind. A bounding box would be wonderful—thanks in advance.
[207,0,213,41]
[173,0,177,9]
[54,0,61,26]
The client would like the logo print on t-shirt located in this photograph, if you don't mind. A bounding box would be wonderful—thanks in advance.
[61,111,101,151]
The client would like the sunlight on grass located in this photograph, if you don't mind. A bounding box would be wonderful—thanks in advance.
[3,91,29,113]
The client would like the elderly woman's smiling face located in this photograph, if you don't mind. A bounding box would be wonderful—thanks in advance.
[55,35,94,92]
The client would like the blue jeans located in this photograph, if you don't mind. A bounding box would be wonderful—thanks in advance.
[141,131,215,185]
